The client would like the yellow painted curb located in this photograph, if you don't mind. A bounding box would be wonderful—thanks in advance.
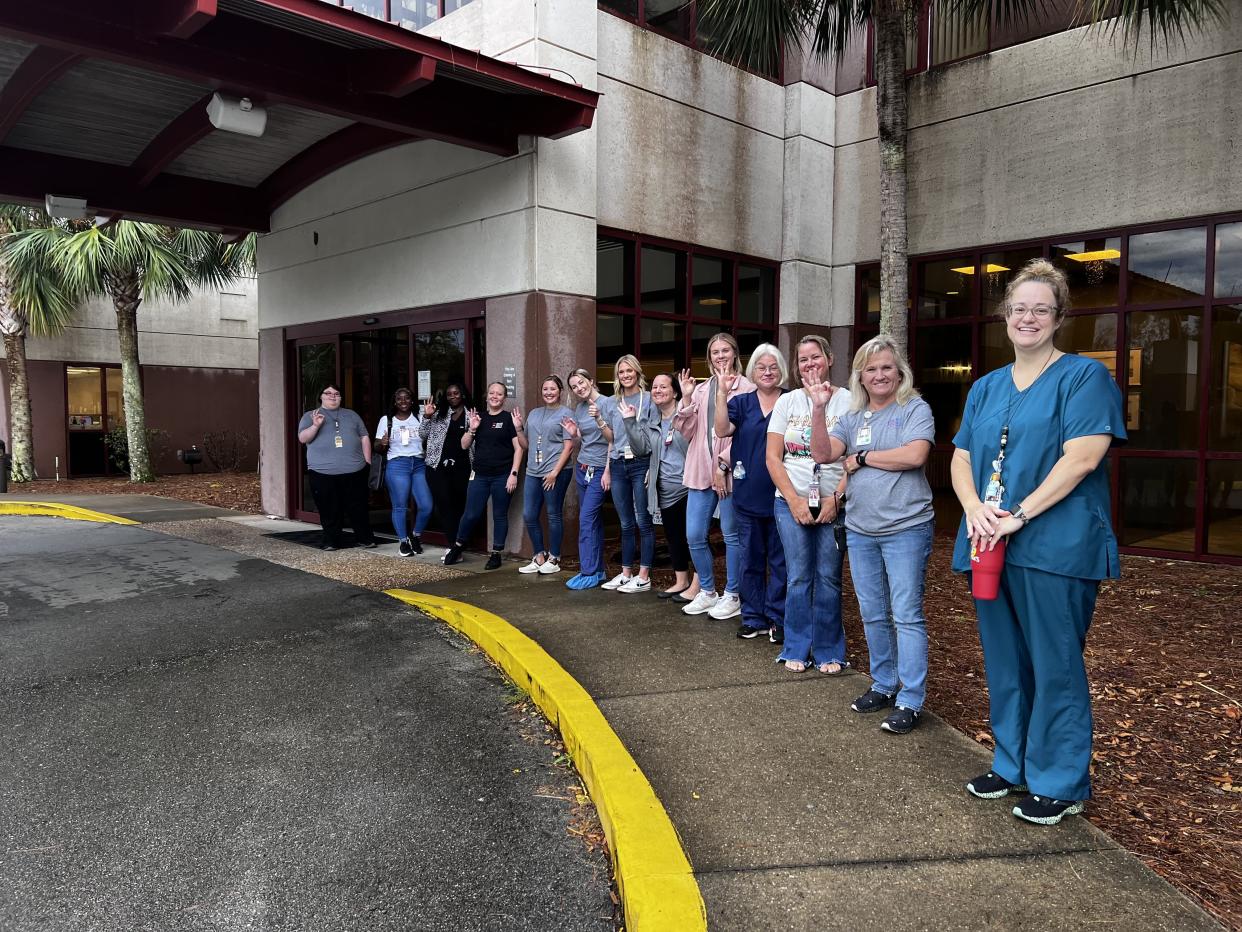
[0,501,137,525]
[386,589,706,932]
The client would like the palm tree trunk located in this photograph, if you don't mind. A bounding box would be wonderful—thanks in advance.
[874,0,910,355]
[111,276,154,483]
[2,326,36,483]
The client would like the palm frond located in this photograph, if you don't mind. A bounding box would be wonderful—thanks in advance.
[0,225,84,337]
[696,0,819,75]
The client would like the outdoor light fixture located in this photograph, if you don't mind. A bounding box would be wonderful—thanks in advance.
[362,317,380,325]
[1063,249,1121,262]
[207,93,267,137]
[44,194,91,221]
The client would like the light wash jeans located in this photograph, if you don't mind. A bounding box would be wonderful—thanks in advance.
[385,455,433,539]
[610,457,655,568]
[846,520,933,711]
[522,470,572,557]
[686,487,740,595]
[773,498,846,666]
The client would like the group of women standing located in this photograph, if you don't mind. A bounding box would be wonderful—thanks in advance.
[300,259,1126,827]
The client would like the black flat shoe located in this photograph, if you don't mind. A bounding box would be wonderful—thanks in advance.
[657,588,688,601]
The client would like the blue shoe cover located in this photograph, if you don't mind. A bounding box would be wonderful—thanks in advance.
[566,571,606,590]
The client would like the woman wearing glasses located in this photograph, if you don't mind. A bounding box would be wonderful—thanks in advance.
[950,259,1126,826]
[297,384,378,550]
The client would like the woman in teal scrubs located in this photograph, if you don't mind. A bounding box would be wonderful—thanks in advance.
[950,259,1126,826]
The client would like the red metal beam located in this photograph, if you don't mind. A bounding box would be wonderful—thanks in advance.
[259,123,412,211]
[141,0,218,39]
[0,46,82,143]
[0,145,269,231]
[349,49,436,97]
[129,93,215,189]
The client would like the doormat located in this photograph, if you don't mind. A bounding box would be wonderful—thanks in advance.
[264,530,396,550]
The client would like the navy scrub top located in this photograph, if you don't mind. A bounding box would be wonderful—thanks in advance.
[728,389,785,517]
[951,354,1127,581]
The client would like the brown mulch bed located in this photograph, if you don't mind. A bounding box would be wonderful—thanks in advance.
[11,472,265,515]
[15,471,1238,926]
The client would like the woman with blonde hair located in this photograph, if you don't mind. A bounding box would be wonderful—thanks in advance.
[810,336,936,735]
[602,354,656,593]
[674,333,755,618]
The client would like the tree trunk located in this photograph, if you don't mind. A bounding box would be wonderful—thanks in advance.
[874,0,910,356]
[111,275,154,482]
[1,326,36,483]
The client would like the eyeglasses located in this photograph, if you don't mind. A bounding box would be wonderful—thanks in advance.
[754,365,781,375]
[1005,304,1058,320]
[321,390,341,397]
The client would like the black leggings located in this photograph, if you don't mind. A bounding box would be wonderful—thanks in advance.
[661,496,690,573]
[428,461,470,539]
[308,467,373,546]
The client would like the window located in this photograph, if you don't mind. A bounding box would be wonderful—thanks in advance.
[597,229,779,386]
[321,0,476,31]
[856,211,1242,564]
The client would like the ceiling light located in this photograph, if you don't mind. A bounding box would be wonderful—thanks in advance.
[1063,249,1121,262]
[699,298,727,306]
[950,266,975,275]
[949,263,1009,275]
[207,93,267,137]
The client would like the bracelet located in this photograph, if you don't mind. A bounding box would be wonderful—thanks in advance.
[856,450,868,468]
[1012,504,1031,526]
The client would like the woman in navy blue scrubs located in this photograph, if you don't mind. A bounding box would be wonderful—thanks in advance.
[713,343,789,642]
[950,259,1126,825]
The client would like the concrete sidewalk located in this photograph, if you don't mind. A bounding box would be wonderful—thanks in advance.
[412,568,1222,931]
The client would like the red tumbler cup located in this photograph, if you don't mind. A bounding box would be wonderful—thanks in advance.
[970,537,1006,600]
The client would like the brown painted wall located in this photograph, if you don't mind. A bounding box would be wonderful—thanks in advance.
[143,366,259,474]
[29,360,67,479]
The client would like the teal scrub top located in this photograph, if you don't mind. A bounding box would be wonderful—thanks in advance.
[951,354,1127,581]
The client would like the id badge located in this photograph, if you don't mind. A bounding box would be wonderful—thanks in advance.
[398,426,410,445]
[856,426,872,446]
[334,435,343,449]
[535,449,544,466]
[664,429,674,446]
[807,484,821,509]
[469,470,476,481]
[623,445,634,460]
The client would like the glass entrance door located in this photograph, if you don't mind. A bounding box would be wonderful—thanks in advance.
[294,339,339,519]
[66,365,123,476]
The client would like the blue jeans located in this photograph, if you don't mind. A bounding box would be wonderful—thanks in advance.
[847,520,933,711]
[736,508,785,631]
[686,488,740,595]
[523,470,572,557]
[773,498,846,666]
[385,455,433,539]
[456,473,512,550]
[610,457,655,568]
[575,463,608,575]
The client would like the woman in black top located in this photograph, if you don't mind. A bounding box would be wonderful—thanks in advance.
[444,381,525,569]
[421,382,472,544]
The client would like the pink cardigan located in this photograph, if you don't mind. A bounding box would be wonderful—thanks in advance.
[673,374,756,491]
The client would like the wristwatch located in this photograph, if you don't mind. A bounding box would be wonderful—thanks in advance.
[856,450,868,468]
[1012,504,1031,526]
[511,470,519,477]
[718,460,730,474]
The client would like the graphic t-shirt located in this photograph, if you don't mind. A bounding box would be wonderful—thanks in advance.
[376,414,424,460]
[767,387,852,499]
[472,410,518,476]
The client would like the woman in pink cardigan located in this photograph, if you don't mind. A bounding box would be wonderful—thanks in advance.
[674,332,756,618]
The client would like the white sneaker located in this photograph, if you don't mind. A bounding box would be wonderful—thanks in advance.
[601,573,631,591]
[708,592,742,620]
[682,591,719,615]
[618,576,651,594]
[538,557,562,575]
[518,556,545,574]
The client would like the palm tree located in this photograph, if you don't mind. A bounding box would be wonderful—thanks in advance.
[697,0,1228,352]
[5,221,255,482]
[0,205,82,483]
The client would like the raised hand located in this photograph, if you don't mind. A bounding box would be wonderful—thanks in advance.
[617,398,636,419]
[561,416,580,438]
[467,408,481,431]
[587,402,600,420]
[805,379,832,408]
[717,373,737,396]
[678,369,696,400]
[311,409,325,428]
[422,399,436,418]
[511,406,523,431]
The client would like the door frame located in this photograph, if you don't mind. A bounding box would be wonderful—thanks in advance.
[288,334,341,522]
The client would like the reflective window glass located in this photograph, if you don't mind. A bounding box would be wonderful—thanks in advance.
[598,237,635,306]
[641,246,685,314]
[1208,304,1242,452]
[690,324,729,379]
[984,312,1119,379]
[350,0,387,18]
[735,329,769,363]
[1125,309,1200,450]
[105,367,124,430]
[393,1,439,28]
[859,265,881,325]
[641,318,686,374]
[692,256,732,320]
[915,324,972,443]
[918,258,973,319]
[1128,227,1206,304]
[644,0,690,40]
[596,313,631,393]
[1206,460,1242,556]
[1051,238,1120,308]
[931,4,988,65]
[738,264,776,324]
[599,0,638,19]
[1214,222,1242,298]
[980,247,1042,311]
[1120,457,1197,552]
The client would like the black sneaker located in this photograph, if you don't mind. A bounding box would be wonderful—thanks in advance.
[1012,795,1084,825]
[484,551,503,570]
[443,544,463,566]
[850,688,895,714]
[408,535,423,555]
[361,540,378,549]
[736,625,765,640]
[769,625,784,645]
[966,772,1028,800]
[880,706,921,734]
[322,544,337,552]
[398,538,414,557]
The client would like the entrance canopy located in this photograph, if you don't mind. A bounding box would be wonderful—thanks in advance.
[0,0,598,232]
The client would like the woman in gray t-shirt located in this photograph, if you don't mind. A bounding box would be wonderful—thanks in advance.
[810,336,936,737]
[515,375,574,575]
[296,383,376,551]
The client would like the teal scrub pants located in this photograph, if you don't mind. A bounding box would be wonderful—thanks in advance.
[974,563,1099,801]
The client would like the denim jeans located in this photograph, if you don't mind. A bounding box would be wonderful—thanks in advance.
[575,463,608,575]
[385,455,433,539]
[686,488,740,595]
[773,497,846,666]
[847,520,933,711]
[523,470,572,556]
[610,457,655,568]
[456,473,512,550]
[736,508,785,631]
